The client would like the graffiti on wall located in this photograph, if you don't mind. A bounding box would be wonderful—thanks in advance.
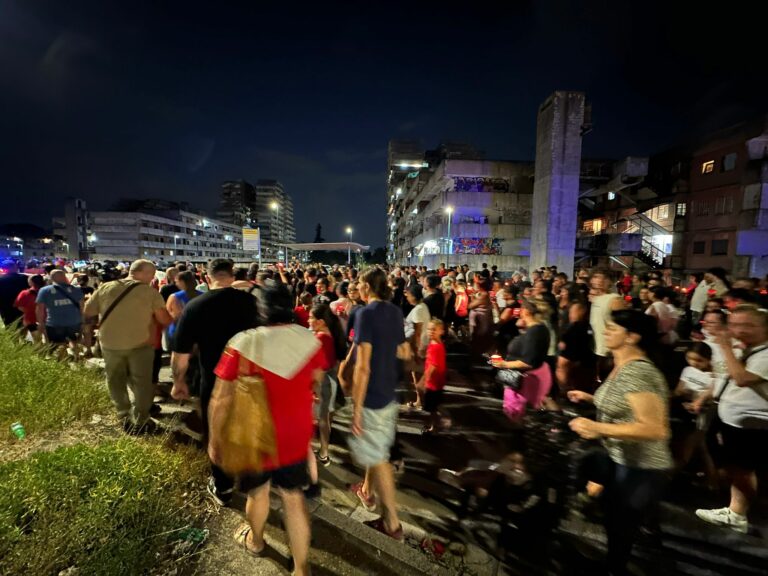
[452,237,502,255]
[452,177,510,193]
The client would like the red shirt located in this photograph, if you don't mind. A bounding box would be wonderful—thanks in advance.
[293,306,310,328]
[14,288,38,326]
[316,331,336,372]
[214,325,323,470]
[425,340,447,391]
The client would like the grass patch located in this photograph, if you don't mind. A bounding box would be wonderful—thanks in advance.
[0,438,209,576]
[0,328,112,440]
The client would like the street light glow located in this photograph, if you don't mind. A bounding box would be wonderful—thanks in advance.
[270,201,279,211]
[346,227,352,235]
[445,205,454,214]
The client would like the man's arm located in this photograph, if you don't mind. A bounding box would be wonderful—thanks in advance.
[154,305,173,328]
[610,294,627,311]
[35,303,47,339]
[719,335,765,388]
[170,352,191,400]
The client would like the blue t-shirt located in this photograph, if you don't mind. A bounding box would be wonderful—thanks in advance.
[36,283,83,327]
[353,300,405,409]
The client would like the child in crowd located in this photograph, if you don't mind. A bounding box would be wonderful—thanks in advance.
[419,319,447,434]
[293,292,312,328]
[454,280,469,339]
[673,342,718,489]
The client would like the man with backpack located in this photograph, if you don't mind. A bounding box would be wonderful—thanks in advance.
[36,269,84,359]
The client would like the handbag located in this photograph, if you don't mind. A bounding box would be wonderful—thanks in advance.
[207,355,277,475]
[495,368,522,389]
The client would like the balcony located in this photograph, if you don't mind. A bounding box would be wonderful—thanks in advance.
[576,233,642,255]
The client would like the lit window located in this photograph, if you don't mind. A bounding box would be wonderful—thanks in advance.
[701,160,715,174]
[607,192,616,201]
[676,203,687,216]
[593,219,603,233]
[659,205,669,219]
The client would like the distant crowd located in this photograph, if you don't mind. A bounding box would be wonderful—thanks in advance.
[1,256,767,575]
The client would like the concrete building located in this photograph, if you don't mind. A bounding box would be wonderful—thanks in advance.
[218,180,256,227]
[217,179,296,262]
[387,141,535,270]
[531,91,587,278]
[54,198,250,262]
[253,180,296,262]
[577,117,768,278]
[678,120,768,277]
[50,198,91,260]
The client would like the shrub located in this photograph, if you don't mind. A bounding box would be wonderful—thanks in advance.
[0,328,112,440]
[0,438,208,575]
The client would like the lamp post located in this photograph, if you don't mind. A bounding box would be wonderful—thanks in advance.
[270,201,280,261]
[345,227,353,265]
[445,206,453,267]
[173,234,179,258]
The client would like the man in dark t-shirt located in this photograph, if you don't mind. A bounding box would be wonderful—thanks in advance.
[348,268,411,542]
[423,274,444,320]
[171,258,259,504]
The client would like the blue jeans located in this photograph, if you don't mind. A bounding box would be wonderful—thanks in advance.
[579,449,668,574]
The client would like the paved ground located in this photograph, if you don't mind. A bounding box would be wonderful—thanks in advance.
[95,356,768,575]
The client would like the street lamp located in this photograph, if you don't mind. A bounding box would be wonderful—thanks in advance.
[174,234,179,257]
[270,201,280,261]
[345,227,353,265]
[445,206,454,266]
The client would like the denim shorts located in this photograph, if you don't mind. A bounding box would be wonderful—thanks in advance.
[348,401,399,468]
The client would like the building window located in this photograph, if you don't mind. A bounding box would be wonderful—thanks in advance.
[593,219,603,233]
[607,192,616,201]
[676,203,687,216]
[711,239,729,256]
[693,241,706,254]
[701,160,715,174]
[721,153,737,172]
[659,205,669,220]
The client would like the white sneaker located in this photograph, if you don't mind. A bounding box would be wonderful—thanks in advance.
[695,507,748,533]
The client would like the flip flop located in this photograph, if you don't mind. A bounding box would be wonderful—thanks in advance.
[233,524,267,557]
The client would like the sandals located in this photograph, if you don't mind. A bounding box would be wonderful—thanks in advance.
[233,524,266,557]
[405,401,423,410]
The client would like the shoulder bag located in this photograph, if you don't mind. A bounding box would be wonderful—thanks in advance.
[98,281,142,327]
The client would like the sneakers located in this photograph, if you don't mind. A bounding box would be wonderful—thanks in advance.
[349,482,376,511]
[695,507,748,533]
[207,476,233,507]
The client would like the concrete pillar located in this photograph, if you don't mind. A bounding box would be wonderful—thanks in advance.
[530,91,586,278]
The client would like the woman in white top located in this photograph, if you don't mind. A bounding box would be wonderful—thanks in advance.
[404,284,431,409]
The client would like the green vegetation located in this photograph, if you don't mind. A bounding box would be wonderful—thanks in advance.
[0,328,112,439]
[0,438,208,576]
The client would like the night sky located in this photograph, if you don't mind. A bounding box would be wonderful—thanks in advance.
[1,1,766,248]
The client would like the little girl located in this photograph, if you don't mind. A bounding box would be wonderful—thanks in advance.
[672,342,718,489]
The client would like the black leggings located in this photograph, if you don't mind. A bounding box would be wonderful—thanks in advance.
[579,449,667,574]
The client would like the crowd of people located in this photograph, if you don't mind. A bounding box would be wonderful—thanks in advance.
[1,256,767,575]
